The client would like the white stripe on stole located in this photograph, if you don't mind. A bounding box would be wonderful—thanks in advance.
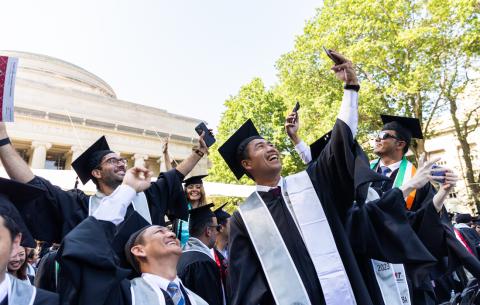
[285,171,356,305]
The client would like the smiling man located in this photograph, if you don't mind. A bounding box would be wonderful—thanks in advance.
[57,166,208,305]
[0,124,209,243]
[219,52,377,305]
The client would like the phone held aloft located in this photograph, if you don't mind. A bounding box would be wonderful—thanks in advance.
[195,122,216,147]
[431,164,446,184]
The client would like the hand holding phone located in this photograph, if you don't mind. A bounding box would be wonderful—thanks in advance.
[431,164,446,184]
[195,122,216,147]
[323,46,343,65]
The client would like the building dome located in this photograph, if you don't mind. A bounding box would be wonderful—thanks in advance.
[0,50,116,98]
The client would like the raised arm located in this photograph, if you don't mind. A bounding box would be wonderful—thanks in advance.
[285,112,312,164]
[175,132,209,177]
[162,138,173,171]
[0,123,35,182]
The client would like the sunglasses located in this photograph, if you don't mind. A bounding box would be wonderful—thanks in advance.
[208,224,222,232]
[377,131,403,141]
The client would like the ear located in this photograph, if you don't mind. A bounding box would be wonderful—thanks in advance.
[91,168,102,179]
[241,159,253,172]
[131,245,147,259]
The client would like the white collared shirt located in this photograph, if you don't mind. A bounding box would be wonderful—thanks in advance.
[378,159,402,178]
[142,273,185,303]
[0,274,11,304]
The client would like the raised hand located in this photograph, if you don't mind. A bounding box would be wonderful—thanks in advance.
[329,51,358,85]
[122,166,153,193]
[285,111,300,144]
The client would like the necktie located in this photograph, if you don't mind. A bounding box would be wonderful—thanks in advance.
[268,186,282,198]
[167,282,185,305]
[380,166,391,177]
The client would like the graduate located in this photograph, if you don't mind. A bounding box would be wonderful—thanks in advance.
[0,122,209,243]
[286,113,462,305]
[212,203,230,285]
[173,175,208,246]
[177,204,225,305]
[57,166,207,305]
[220,52,378,305]
[0,178,58,305]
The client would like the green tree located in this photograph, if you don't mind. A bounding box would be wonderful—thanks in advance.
[208,78,303,184]
[276,0,479,160]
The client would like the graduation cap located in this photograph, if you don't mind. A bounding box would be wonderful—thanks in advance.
[0,177,45,248]
[71,136,114,184]
[189,203,216,230]
[218,119,263,180]
[183,174,208,187]
[380,115,423,144]
[214,203,231,223]
[309,130,332,161]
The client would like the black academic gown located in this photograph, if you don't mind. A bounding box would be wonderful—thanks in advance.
[34,249,58,293]
[457,227,480,259]
[57,212,196,305]
[0,287,59,305]
[229,119,379,305]
[177,249,224,305]
[18,169,188,243]
[370,166,436,212]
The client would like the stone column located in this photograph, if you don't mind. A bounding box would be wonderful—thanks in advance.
[133,154,148,167]
[31,141,52,169]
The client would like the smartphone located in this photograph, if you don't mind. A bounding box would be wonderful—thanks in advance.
[323,46,343,65]
[431,164,446,184]
[291,101,300,124]
[195,122,216,147]
[292,101,300,113]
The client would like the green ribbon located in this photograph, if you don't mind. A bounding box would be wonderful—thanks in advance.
[370,156,409,188]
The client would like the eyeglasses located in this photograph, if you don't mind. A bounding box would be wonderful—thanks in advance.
[376,131,402,141]
[100,157,128,166]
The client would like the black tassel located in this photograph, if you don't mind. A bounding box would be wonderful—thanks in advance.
[74,176,79,189]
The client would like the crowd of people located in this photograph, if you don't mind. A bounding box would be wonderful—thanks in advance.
[0,51,479,305]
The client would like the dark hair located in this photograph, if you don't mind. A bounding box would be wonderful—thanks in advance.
[8,246,29,281]
[237,144,254,180]
[217,218,229,226]
[383,122,411,154]
[0,214,20,242]
[124,228,148,274]
[189,218,213,238]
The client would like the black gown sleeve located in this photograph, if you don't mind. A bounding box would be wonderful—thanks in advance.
[144,169,188,225]
[227,211,274,305]
[33,288,59,305]
[307,119,366,219]
[22,176,89,243]
[57,215,139,305]
[178,258,223,305]
[345,188,437,265]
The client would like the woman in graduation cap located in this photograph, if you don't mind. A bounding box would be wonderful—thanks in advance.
[0,123,209,244]
[174,175,208,247]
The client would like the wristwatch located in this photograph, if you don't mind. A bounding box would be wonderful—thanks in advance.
[344,84,360,92]
[0,137,11,147]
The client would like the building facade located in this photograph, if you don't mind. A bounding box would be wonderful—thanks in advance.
[425,80,480,213]
[0,51,210,190]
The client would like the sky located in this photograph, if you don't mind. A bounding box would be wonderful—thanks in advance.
[0,0,322,130]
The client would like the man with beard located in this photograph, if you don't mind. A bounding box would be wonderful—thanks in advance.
[0,123,209,243]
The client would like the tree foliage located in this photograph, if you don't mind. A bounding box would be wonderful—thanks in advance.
[209,0,480,202]
[207,78,304,185]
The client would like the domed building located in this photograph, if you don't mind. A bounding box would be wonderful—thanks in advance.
[0,51,211,192]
